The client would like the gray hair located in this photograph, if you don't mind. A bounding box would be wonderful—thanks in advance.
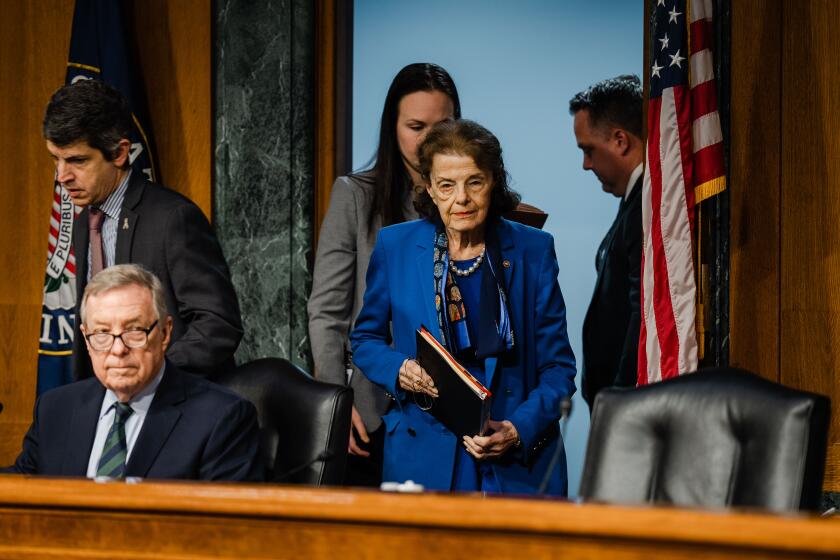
[80,264,169,325]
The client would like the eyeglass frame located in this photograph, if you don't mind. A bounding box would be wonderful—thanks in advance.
[84,320,159,352]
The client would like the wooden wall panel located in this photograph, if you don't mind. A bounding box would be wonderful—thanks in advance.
[0,0,74,465]
[728,0,781,382]
[128,0,212,218]
[732,0,840,490]
[780,0,840,490]
[0,2,210,464]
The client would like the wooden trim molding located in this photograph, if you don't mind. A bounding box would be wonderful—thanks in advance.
[314,0,336,247]
[314,0,352,247]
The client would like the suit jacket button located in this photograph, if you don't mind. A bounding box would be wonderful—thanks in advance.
[503,260,510,268]
[407,428,417,437]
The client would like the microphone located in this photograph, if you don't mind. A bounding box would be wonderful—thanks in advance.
[273,450,334,483]
[537,397,572,495]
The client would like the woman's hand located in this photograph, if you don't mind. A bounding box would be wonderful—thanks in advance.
[398,359,438,398]
[347,405,371,457]
[463,419,520,460]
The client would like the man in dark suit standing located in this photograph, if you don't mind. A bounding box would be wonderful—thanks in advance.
[43,79,242,380]
[8,264,262,481]
[569,75,644,409]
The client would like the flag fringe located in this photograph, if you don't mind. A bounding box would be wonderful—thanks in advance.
[38,349,73,357]
[694,176,726,203]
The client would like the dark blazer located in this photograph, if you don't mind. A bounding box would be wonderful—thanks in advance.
[8,362,264,481]
[350,218,577,496]
[582,175,643,408]
[72,172,243,380]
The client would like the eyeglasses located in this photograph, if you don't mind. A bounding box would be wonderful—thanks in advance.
[85,320,159,352]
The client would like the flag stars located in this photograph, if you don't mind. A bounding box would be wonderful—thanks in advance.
[669,49,685,68]
[651,61,664,78]
[669,6,682,23]
[659,33,670,51]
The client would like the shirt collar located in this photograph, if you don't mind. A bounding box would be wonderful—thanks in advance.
[97,169,132,220]
[98,360,166,420]
[624,163,643,201]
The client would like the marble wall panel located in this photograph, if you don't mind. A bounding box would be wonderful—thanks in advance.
[214,0,313,370]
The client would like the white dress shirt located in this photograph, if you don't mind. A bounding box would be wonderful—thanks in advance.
[86,362,165,478]
[624,163,644,200]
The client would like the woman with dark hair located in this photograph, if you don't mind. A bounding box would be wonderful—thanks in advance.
[351,120,577,495]
[308,63,461,486]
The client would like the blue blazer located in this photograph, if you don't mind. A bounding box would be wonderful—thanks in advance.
[350,218,576,495]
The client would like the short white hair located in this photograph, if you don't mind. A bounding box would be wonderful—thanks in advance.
[80,264,168,325]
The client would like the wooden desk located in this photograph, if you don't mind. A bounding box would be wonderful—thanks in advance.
[0,476,837,559]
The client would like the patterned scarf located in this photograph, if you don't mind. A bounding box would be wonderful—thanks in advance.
[432,229,514,359]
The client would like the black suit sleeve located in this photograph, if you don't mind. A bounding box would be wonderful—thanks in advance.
[199,398,264,481]
[5,398,42,474]
[613,197,642,388]
[163,203,243,375]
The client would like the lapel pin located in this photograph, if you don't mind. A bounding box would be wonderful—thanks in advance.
[122,218,129,230]
[503,260,510,268]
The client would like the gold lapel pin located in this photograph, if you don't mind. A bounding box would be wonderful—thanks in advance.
[122,218,129,230]
[502,260,510,268]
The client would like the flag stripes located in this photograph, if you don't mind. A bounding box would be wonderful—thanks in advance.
[639,0,716,385]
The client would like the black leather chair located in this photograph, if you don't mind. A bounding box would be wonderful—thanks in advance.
[579,367,830,511]
[215,357,352,486]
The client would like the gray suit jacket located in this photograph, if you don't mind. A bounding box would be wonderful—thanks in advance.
[308,172,417,431]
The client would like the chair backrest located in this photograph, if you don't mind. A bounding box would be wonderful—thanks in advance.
[579,367,830,512]
[504,201,548,229]
[215,358,352,486]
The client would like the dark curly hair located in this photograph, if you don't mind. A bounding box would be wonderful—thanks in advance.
[43,79,133,166]
[568,74,643,138]
[415,119,520,220]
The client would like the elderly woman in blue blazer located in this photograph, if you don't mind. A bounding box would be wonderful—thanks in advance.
[350,120,576,495]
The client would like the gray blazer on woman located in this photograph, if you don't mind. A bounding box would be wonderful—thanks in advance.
[308,172,418,431]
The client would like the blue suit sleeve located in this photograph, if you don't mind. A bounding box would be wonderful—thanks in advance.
[350,232,408,402]
[507,237,577,458]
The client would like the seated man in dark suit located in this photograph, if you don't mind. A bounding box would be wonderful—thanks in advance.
[42,79,242,382]
[8,264,263,481]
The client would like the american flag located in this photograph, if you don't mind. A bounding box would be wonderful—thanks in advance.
[638,0,726,385]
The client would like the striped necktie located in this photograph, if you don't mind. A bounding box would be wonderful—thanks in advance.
[96,402,134,478]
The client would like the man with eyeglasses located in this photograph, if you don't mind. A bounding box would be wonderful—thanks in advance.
[6,264,263,481]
